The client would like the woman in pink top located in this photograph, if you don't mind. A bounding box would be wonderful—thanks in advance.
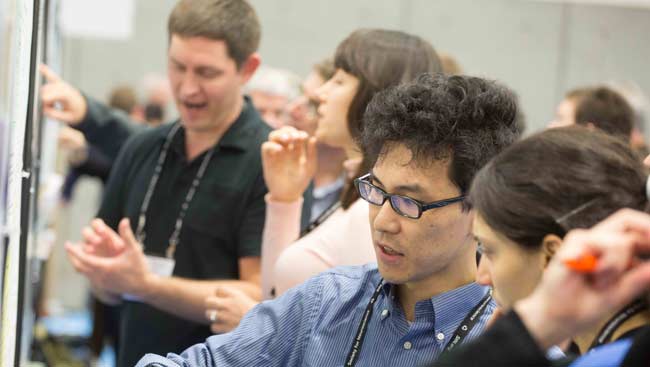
[204,28,443,333]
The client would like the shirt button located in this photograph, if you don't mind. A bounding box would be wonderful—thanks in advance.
[381,309,389,318]
[403,341,412,350]
[436,332,445,341]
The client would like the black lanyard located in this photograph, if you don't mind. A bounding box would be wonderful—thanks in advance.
[300,201,342,238]
[135,123,216,259]
[344,280,492,366]
[589,298,648,350]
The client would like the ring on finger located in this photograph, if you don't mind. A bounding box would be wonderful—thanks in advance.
[208,309,218,322]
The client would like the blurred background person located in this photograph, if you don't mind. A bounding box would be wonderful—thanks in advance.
[548,87,589,129]
[548,86,634,144]
[607,81,650,158]
[438,51,463,75]
[109,85,141,121]
[140,74,173,126]
[245,65,300,129]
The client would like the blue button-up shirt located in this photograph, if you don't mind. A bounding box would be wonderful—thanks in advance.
[136,264,495,367]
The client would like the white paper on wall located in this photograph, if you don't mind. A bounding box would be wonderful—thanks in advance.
[531,0,650,9]
[59,0,134,40]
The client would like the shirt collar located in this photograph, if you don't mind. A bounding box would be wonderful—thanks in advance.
[218,96,262,151]
[380,281,490,325]
[168,96,262,156]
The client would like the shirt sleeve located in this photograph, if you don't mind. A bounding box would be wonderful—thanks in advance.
[96,133,140,229]
[76,94,145,161]
[273,240,332,297]
[272,201,373,297]
[135,273,326,367]
[236,171,268,258]
[260,195,303,299]
[73,144,113,182]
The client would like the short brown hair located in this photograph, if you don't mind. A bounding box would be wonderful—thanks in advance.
[574,86,634,140]
[108,85,137,114]
[334,29,443,208]
[470,126,647,250]
[168,0,261,68]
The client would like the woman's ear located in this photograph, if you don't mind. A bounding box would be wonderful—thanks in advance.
[541,234,563,268]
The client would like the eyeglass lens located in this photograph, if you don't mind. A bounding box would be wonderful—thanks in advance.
[358,181,420,218]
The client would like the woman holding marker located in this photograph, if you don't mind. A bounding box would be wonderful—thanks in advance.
[469,126,650,355]
[432,208,650,367]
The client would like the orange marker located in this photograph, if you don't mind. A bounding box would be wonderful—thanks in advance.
[563,253,598,273]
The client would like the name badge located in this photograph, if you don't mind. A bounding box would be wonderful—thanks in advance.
[122,255,176,302]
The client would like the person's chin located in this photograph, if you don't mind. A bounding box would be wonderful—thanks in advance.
[180,106,208,124]
[180,119,198,130]
[376,264,407,285]
[180,115,207,129]
[314,128,332,145]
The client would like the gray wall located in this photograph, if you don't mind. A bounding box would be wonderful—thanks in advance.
[63,0,650,134]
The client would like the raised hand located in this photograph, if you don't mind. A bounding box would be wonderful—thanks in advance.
[40,64,88,125]
[261,126,317,203]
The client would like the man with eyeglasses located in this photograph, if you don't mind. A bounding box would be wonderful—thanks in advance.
[136,73,523,367]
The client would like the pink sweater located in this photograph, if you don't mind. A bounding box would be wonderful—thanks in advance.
[260,196,375,299]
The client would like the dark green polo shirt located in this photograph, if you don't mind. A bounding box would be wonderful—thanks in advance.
[91,98,271,366]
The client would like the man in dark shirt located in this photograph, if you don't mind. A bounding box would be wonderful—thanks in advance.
[42,1,272,366]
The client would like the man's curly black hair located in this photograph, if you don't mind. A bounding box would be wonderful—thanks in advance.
[360,73,524,204]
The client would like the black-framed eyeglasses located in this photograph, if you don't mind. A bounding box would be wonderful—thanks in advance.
[354,173,465,219]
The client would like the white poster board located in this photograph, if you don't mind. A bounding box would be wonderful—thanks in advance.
[0,0,33,365]
[60,0,134,40]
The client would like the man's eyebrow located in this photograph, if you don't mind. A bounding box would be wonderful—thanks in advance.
[169,56,183,66]
[368,171,383,186]
[369,171,424,194]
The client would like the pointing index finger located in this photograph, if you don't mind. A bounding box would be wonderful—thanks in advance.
[39,64,61,83]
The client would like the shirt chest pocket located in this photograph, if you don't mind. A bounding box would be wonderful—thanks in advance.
[182,185,240,251]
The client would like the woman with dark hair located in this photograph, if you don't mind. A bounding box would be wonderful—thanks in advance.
[469,126,650,356]
[259,28,442,298]
[201,28,441,334]
[431,208,650,367]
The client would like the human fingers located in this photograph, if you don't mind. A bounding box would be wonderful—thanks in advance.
[39,64,61,83]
